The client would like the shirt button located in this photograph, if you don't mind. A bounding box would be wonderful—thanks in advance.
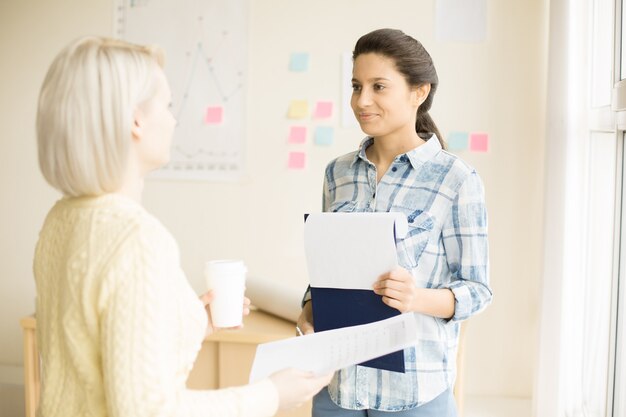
[391,167,397,172]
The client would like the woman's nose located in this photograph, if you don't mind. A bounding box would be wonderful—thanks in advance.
[356,88,372,107]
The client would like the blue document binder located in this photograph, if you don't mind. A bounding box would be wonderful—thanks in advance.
[310,287,405,373]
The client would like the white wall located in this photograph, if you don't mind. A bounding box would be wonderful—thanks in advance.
[0,0,546,406]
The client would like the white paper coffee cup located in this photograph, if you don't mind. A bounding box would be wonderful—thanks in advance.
[205,260,247,327]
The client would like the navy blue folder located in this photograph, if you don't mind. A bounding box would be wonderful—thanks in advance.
[310,287,405,373]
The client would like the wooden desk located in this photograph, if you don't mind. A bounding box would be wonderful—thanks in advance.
[19,315,39,417]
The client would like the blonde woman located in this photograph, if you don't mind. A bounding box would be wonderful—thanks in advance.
[34,36,331,417]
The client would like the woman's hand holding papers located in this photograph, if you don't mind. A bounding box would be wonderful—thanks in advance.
[296,300,315,336]
[269,368,333,410]
[373,267,456,319]
[199,290,251,335]
[372,267,418,313]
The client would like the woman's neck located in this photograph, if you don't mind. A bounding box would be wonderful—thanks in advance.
[116,178,144,203]
[115,158,145,203]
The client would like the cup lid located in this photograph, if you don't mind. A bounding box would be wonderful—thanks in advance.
[205,259,247,274]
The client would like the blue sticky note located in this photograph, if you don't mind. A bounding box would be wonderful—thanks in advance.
[447,131,469,151]
[289,52,309,72]
[314,126,334,146]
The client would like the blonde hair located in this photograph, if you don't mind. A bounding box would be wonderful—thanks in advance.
[36,36,165,197]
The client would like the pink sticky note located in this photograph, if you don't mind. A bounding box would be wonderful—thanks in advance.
[287,151,306,170]
[314,101,333,119]
[205,106,223,124]
[288,126,307,144]
[469,132,489,152]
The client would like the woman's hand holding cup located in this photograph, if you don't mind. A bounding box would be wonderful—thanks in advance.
[201,259,249,333]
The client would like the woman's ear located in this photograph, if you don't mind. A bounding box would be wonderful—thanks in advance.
[413,83,431,107]
[131,108,144,142]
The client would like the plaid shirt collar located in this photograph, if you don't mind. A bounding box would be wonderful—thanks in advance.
[351,135,443,170]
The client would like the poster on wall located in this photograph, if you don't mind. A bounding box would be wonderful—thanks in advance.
[114,0,248,181]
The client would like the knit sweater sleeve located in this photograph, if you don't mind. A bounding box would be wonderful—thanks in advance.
[99,219,279,417]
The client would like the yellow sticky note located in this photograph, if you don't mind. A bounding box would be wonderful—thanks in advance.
[287,100,309,119]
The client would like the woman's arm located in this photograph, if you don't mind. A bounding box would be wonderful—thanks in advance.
[440,171,492,321]
[296,297,314,334]
[373,171,492,321]
[100,225,280,417]
[102,223,330,417]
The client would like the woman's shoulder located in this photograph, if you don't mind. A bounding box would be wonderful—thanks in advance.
[92,197,179,275]
[437,148,476,173]
[108,198,175,249]
[56,194,175,251]
[433,149,483,189]
[435,150,477,177]
[324,150,360,177]
[328,149,360,166]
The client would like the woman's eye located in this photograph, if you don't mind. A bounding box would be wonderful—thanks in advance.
[351,84,361,92]
[374,84,385,91]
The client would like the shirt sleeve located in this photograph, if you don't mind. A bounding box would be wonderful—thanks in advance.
[99,223,279,417]
[441,171,493,321]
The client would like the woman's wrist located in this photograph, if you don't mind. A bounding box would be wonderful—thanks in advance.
[411,287,423,314]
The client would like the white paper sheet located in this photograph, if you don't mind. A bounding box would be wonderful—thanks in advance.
[304,212,408,290]
[248,313,418,382]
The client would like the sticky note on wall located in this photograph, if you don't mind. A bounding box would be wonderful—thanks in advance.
[287,151,306,169]
[469,132,489,152]
[287,100,308,119]
[288,126,307,144]
[314,126,334,146]
[205,106,223,124]
[289,53,309,72]
[314,101,333,119]
[447,132,469,151]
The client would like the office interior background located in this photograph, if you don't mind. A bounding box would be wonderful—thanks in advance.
[0,0,624,416]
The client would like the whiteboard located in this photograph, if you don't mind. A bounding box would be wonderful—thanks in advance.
[114,0,248,181]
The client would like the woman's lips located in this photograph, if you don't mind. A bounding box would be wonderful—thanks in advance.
[358,112,377,122]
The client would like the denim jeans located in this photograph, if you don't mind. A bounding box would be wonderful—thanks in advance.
[312,386,458,417]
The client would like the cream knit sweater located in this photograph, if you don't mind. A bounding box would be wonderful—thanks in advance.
[33,194,279,417]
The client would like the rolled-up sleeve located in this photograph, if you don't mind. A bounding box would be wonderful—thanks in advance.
[441,171,492,321]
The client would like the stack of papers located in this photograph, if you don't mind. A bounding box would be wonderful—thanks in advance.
[249,313,418,382]
[304,212,409,372]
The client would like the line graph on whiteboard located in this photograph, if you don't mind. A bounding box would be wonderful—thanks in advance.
[115,0,248,181]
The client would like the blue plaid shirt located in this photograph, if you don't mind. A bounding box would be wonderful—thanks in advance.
[313,136,492,411]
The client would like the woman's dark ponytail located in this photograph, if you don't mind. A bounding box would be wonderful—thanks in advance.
[416,112,444,145]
